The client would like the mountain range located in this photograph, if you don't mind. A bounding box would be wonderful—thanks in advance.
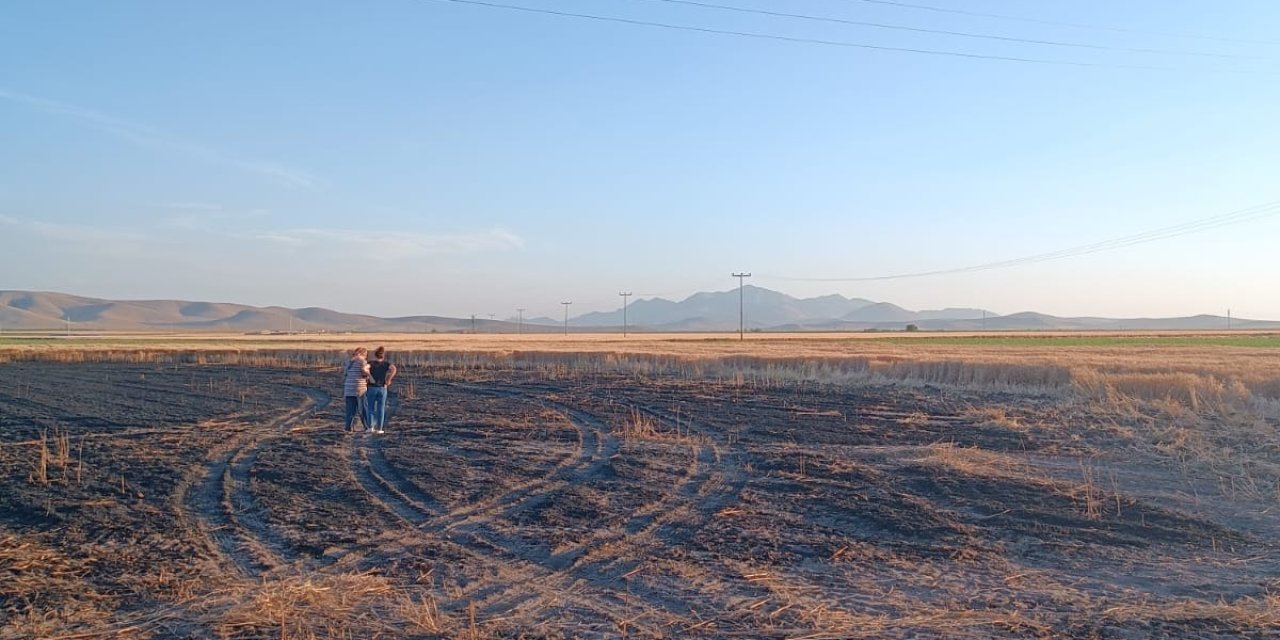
[569,287,990,331]
[1,288,1275,333]
[0,290,524,334]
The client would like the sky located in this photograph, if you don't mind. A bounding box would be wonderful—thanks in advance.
[2,0,1279,321]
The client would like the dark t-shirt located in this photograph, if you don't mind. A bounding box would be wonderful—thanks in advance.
[369,360,392,386]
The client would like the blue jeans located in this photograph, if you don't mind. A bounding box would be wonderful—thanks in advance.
[366,386,388,429]
[344,394,367,431]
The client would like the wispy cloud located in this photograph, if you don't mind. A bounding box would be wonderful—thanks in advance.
[1,215,146,254]
[0,88,316,188]
[235,162,315,189]
[155,202,225,212]
[153,202,269,231]
[253,227,525,260]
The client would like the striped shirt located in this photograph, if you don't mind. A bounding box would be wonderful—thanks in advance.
[343,357,370,396]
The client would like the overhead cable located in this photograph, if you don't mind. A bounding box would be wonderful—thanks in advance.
[758,200,1280,282]
[633,0,1254,59]
[845,0,1280,47]
[427,0,1167,69]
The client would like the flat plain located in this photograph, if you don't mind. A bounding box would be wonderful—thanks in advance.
[2,333,1278,638]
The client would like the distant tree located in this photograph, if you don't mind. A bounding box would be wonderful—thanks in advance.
[905,324,920,332]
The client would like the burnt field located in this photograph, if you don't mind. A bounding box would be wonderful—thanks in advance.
[2,358,1278,639]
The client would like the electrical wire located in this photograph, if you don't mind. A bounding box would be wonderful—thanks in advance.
[758,200,1280,282]
[844,0,1280,47]
[426,0,1169,69]
[635,279,735,299]
[631,0,1255,59]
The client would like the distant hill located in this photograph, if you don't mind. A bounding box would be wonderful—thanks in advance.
[1,289,1276,333]
[842,302,918,323]
[0,290,561,334]
[574,286,877,328]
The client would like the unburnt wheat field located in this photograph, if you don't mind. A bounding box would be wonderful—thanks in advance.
[2,338,1279,639]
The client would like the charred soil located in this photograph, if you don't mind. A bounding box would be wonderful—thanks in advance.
[2,361,1278,638]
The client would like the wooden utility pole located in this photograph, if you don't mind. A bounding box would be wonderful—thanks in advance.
[561,301,572,336]
[619,292,632,337]
[732,273,751,341]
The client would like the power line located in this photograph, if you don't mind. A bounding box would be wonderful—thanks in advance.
[427,0,1168,69]
[844,0,1280,47]
[635,279,734,299]
[630,0,1253,59]
[758,199,1280,283]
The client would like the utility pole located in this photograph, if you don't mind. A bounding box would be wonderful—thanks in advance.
[732,272,751,341]
[619,292,633,337]
[65,314,70,338]
[982,309,987,332]
[1227,308,1232,330]
[470,314,476,334]
[517,308,525,335]
[561,302,572,336]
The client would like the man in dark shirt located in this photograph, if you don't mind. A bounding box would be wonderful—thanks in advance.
[365,346,397,434]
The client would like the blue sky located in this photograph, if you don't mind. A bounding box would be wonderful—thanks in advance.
[2,1,1279,320]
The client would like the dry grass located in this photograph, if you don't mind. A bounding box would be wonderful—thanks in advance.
[3,570,456,640]
[203,572,450,639]
[0,534,113,638]
[616,407,703,445]
[6,333,1280,638]
[961,406,1029,431]
[918,443,1032,480]
[1102,594,1280,629]
[22,427,76,489]
[28,431,49,487]
[3,331,1278,403]
[4,330,1277,396]
[8,334,1277,501]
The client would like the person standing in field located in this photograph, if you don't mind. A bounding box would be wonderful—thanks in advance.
[342,347,372,432]
[365,346,397,434]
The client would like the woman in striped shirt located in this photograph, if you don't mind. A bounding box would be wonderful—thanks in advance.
[343,347,371,432]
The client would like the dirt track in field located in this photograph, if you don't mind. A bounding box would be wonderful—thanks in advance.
[2,361,1278,638]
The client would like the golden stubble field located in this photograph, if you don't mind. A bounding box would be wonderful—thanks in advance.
[1,332,1278,638]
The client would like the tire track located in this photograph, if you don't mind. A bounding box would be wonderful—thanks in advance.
[335,383,613,557]
[341,380,750,628]
[362,379,747,620]
[404,382,619,535]
[0,416,252,448]
[0,389,139,429]
[343,424,655,633]
[175,388,330,578]
[339,383,668,631]
[320,383,596,571]
[0,374,255,423]
[469,394,750,618]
